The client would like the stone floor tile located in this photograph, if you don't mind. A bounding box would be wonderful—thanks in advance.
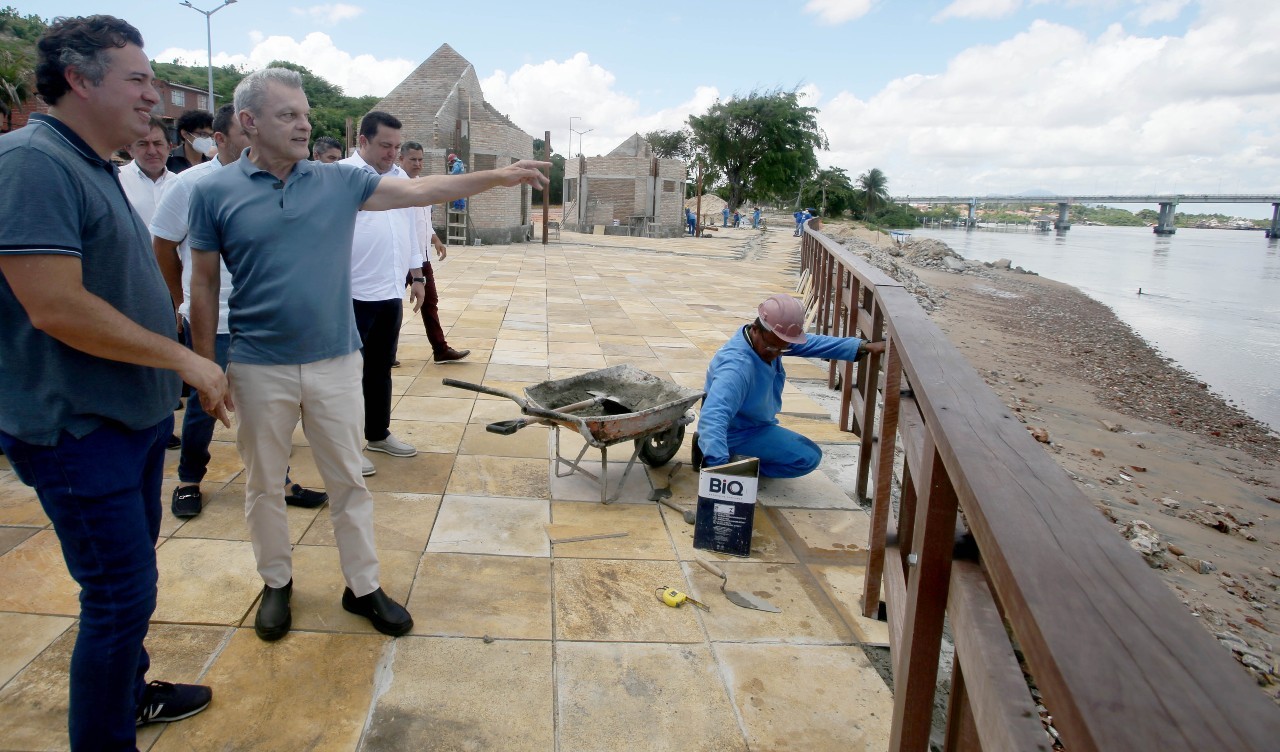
[391,374,413,396]
[458,422,549,459]
[548,341,603,355]
[0,524,38,556]
[780,389,831,418]
[548,458,655,503]
[484,363,549,382]
[361,636,553,752]
[171,483,319,544]
[385,419,465,454]
[810,563,891,647]
[783,358,832,380]
[476,379,538,400]
[489,352,549,367]
[363,451,453,494]
[150,629,384,752]
[778,508,871,562]
[0,623,227,752]
[153,538,262,625]
[0,472,47,526]
[603,355,665,373]
[715,643,893,750]
[684,561,852,644]
[757,470,860,510]
[777,414,862,444]
[427,495,550,557]
[417,359,487,383]
[284,545,420,634]
[598,342,652,357]
[408,553,551,639]
[665,505,800,564]
[446,455,549,499]
[0,530,80,616]
[595,334,648,346]
[548,502,675,560]
[405,375,478,398]
[0,613,73,686]
[492,338,547,353]
[300,492,439,552]
[467,398,524,424]
[391,396,475,423]
[499,321,546,333]
[553,559,702,642]
[550,352,608,369]
[556,642,746,752]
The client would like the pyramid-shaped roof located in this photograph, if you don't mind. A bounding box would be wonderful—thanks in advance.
[607,133,651,158]
[375,43,474,124]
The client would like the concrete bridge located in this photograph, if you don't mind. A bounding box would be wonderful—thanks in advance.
[895,194,1280,237]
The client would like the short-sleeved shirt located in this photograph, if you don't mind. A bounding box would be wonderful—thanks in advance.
[149,156,233,332]
[187,152,381,365]
[0,114,181,445]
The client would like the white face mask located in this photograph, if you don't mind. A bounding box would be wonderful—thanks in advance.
[190,136,215,154]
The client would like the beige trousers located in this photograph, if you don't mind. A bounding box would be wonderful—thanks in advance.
[228,351,380,595]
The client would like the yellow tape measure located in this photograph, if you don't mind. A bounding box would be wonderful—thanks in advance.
[656,586,710,611]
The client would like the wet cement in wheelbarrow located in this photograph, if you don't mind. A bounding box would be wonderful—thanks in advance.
[527,369,699,418]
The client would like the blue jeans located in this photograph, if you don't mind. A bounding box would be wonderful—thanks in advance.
[0,415,172,751]
[178,325,230,484]
[724,424,821,479]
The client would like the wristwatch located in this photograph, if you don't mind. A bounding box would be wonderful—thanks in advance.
[411,277,426,284]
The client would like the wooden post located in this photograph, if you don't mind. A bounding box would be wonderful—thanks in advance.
[694,163,703,237]
[542,130,550,245]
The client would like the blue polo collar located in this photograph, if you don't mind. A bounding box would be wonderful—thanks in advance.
[235,148,315,181]
[29,113,112,171]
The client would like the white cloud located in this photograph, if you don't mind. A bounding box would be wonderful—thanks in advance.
[480,53,719,158]
[803,0,876,25]
[1134,0,1189,25]
[934,0,1023,21]
[811,1,1280,198]
[154,31,414,97]
[290,4,365,26]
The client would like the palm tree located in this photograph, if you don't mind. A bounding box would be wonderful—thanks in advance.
[858,168,890,214]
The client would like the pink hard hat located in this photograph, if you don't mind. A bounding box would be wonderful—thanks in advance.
[758,294,807,344]
[447,153,457,160]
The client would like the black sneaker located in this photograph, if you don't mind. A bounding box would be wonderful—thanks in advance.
[171,486,202,518]
[284,484,328,508]
[166,433,182,450]
[135,680,212,726]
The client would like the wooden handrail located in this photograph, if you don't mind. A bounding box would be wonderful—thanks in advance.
[798,219,1280,750]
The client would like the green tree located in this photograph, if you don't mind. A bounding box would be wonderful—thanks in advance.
[0,47,31,131]
[531,138,564,204]
[643,128,691,160]
[687,89,827,213]
[800,167,855,217]
[857,168,889,214]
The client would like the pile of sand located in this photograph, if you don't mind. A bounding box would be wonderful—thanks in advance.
[684,194,728,217]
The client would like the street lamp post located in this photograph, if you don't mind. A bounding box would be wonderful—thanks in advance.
[568,116,579,157]
[180,0,237,113]
[572,126,593,158]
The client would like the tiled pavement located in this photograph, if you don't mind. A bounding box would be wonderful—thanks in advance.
[0,225,894,751]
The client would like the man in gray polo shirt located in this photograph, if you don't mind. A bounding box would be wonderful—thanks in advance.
[188,67,548,642]
[0,15,227,748]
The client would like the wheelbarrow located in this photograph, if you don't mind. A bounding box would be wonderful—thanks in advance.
[443,364,704,503]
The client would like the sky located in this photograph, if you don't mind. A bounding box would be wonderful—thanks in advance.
[31,0,1280,217]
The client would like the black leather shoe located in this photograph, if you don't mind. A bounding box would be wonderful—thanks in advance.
[284,484,328,509]
[342,587,413,636]
[254,580,292,641]
[432,348,470,364]
[171,485,202,518]
[166,433,182,450]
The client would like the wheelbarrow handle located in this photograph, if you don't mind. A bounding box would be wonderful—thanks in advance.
[441,378,528,408]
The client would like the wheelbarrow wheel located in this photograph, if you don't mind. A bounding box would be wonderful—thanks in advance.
[637,425,684,467]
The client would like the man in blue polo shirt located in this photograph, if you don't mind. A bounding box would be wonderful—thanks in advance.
[187,67,549,643]
[0,16,228,749]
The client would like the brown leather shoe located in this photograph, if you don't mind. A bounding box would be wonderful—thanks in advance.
[433,348,470,364]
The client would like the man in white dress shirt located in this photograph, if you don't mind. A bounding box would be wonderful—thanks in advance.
[119,114,171,226]
[341,111,425,476]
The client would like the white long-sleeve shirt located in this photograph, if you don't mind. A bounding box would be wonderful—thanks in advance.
[341,151,423,301]
[119,160,172,226]
[149,156,233,333]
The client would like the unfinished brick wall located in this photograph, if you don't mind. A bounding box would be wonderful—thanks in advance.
[560,151,688,236]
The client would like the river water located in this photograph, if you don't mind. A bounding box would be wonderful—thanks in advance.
[909,225,1280,432]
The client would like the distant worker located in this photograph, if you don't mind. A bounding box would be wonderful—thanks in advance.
[447,152,466,211]
[311,135,342,163]
[752,206,761,228]
[686,207,697,236]
[694,294,884,478]
[722,206,729,227]
[733,209,741,228]
[793,207,805,236]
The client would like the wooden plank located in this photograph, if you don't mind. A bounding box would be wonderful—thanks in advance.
[949,561,1051,752]
[944,655,983,752]
[861,338,901,619]
[889,436,960,751]
[854,303,885,500]
[882,543,906,654]
[874,282,1280,749]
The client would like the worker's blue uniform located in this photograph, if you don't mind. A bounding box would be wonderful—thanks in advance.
[698,326,864,478]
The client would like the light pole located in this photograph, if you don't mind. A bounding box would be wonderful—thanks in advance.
[180,0,236,113]
[568,116,579,157]
[572,126,593,158]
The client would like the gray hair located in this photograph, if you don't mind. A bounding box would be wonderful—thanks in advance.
[234,67,304,115]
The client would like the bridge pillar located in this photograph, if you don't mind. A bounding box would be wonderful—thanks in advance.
[1268,203,1280,239]
[1055,202,1071,231]
[1154,201,1178,235]
[967,201,976,229]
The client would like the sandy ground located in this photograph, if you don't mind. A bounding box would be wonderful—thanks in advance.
[823,220,1280,703]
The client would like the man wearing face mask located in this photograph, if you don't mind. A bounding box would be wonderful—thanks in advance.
[166,108,214,174]
[695,294,885,478]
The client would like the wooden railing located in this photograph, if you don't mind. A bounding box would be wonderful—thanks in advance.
[798,219,1280,750]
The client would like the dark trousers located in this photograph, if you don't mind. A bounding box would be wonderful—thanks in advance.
[353,298,401,442]
[177,326,230,484]
[418,262,448,355]
[0,415,172,751]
